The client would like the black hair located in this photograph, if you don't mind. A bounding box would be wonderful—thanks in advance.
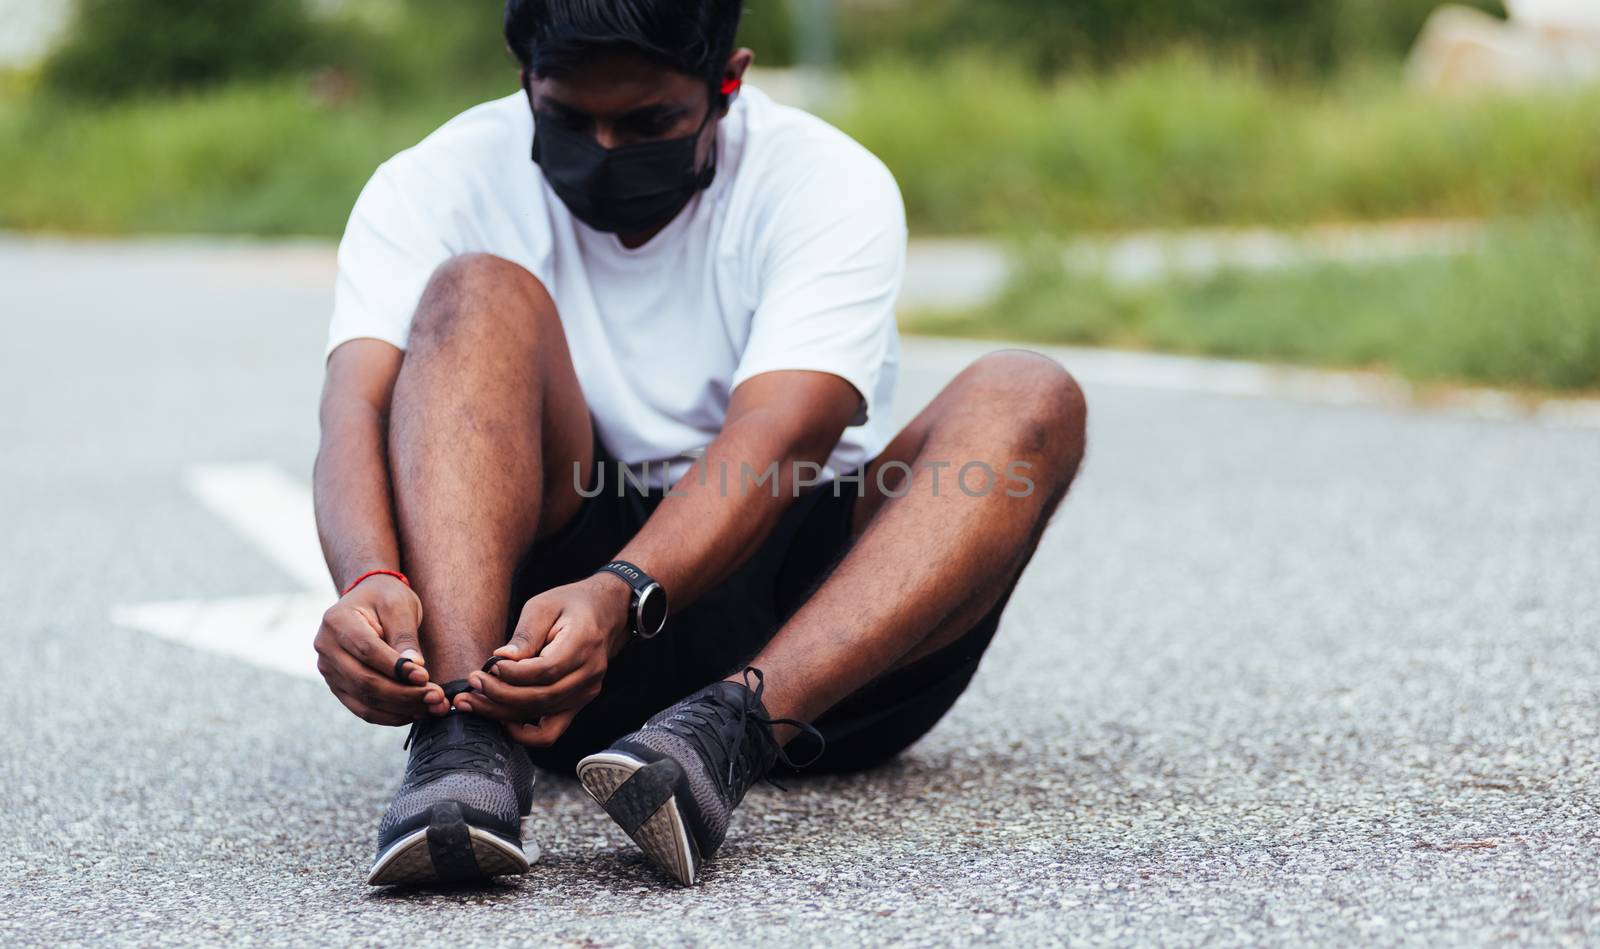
[504,0,744,89]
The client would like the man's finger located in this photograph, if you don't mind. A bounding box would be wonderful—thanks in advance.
[469,667,591,716]
[451,689,521,723]
[498,628,586,685]
[373,599,429,685]
[496,596,561,661]
[483,655,564,687]
[327,606,411,680]
[506,709,579,747]
[326,648,439,716]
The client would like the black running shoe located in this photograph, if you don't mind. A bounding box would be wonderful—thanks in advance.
[366,705,537,886]
[576,667,822,885]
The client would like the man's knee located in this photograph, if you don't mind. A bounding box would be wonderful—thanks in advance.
[409,253,554,349]
[962,350,1087,480]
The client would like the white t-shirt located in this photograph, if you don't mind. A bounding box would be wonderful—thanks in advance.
[327,85,906,485]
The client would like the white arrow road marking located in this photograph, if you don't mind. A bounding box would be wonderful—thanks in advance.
[183,464,335,596]
[112,594,329,680]
[111,463,331,681]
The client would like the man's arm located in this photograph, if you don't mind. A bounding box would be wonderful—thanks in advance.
[315,341,408,593]
[313,340,448,723]
[457,369,860,742]
[619,369,862,607]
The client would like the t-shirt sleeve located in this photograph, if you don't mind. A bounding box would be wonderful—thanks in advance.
[325,159,454,359]
[730,149,907,426]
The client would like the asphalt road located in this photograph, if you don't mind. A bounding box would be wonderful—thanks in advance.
[2,236,1597,946]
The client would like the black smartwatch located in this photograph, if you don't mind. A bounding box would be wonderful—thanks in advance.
[594,560,668,639]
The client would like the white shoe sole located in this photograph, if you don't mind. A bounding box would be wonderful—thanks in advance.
[366,802,536,886]
[577,751,700,886]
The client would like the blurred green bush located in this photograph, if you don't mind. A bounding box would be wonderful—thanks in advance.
[36,0,1510,103]
[738,0,798,66]
[322,0,513,103]
[838,56,1600,232]
[41,0,316,99]
[39,0,514,102]
[825,0,1503,74]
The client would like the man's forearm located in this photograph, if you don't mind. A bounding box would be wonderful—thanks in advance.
[613,408,839,611]
[314,401,403,593]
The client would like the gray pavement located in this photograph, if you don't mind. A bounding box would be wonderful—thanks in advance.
[1,235,1597,946]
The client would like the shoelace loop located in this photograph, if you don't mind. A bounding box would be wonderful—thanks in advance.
[402,672,506,781]
[658,666,826,792]
[400,658,501,754]
[734,667,826,786]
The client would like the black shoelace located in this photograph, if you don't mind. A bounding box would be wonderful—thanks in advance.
[663,667,826,792]
[401,675,502,781]
[404,718,506,782]
[399,656,501,754]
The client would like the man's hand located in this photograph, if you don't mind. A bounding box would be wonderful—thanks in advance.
[456,574,632,746]
[315,575,448,725]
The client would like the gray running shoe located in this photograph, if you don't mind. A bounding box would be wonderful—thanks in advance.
[366,706,537,886]
[576,667,822,885]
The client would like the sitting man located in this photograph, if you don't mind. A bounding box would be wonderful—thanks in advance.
[313,0,1086,887]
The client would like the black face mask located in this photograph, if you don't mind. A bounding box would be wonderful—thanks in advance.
[530,101,717,235]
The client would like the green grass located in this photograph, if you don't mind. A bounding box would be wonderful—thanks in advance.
[837,56,1600,233]
[0,81,505,236]
[3,56,1599,238]
[905,212,1600,392]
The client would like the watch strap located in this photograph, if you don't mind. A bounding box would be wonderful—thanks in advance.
[596,560,650,595]
[594,560,662,637]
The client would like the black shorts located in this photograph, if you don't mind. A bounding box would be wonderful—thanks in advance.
[506,441,1011,777]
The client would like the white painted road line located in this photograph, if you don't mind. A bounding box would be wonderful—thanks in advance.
[185,463,334,596]
[112,593,327,681]
[113,463,329,681]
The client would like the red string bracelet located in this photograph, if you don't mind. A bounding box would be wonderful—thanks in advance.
[341,569,409,597]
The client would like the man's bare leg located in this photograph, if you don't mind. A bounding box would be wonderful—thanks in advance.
[387,253,594,686]
[364,253,597,886]
[737,350,1087,732]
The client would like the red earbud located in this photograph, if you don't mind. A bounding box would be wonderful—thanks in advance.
[720,76,742,96]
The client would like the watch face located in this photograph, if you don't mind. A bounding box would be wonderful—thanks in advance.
[637,583,668,638]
